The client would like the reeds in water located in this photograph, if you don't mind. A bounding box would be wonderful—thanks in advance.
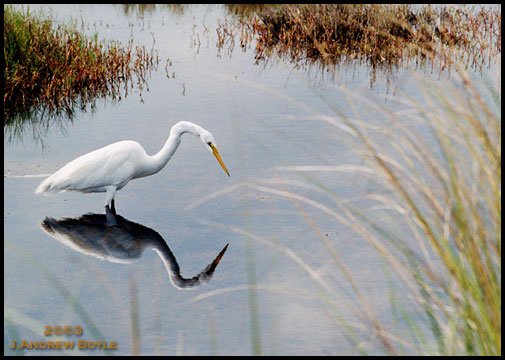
[217,4,501,86]
[4,5,158,125]
[214,5,500,354]
[332,66,500,355]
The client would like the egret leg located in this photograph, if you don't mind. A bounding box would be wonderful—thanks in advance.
[104,186,117,209]
[104,186,118,222]
[105,205,118,226]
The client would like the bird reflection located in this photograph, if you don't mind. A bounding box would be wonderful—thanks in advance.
[40,208,228,289]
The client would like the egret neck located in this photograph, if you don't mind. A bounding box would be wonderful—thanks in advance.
[144,121,205,177]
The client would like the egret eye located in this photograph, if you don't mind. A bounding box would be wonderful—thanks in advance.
[207,142,212,146]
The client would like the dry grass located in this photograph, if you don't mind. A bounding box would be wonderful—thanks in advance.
[217,4,500,85]
[330,67,501,355]
[214,5,501,354]
[4,5,158,124]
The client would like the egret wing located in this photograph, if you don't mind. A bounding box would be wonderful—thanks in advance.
[35,141,143,194]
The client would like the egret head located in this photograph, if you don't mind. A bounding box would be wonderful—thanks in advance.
[200,130,230,177]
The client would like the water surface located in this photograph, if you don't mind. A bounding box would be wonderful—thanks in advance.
[4,4,500,356]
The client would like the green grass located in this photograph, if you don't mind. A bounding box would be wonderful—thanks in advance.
[4,5,157,125]
[273,65,501,355]
[329,66,500,355]
[213,6,500,354]
[186,62,500,355]
[237,67,500,355]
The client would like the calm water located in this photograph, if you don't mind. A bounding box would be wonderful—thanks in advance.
[4,4,500,356]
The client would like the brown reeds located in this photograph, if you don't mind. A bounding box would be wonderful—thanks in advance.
[216,4,501,85]
[4,6,158,125]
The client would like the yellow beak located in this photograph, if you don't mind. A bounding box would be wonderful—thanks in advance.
[210,144,230,177]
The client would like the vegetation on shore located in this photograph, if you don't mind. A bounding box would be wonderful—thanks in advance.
[4,5,158,125]
[217,4,501,85]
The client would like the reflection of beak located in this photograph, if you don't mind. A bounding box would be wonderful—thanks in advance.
[210,144,230,176]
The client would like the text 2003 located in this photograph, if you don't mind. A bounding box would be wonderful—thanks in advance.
[44,326,83,336]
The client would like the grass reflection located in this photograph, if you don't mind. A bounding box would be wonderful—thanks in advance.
[215,4,501,87]
[4,5,158,139]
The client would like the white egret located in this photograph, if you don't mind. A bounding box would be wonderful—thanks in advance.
[35,121,230,212]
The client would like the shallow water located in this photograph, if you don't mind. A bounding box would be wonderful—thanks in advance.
[4,4,500,356]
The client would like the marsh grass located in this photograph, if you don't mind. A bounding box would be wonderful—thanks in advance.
[216,67,500,355]
[216,4,500,86]
[269,68,500,355]
[211,5,501,354]
[290,69,499,355]
[323,66,500,355]
[186,61,500,354]
[4,5,158,127]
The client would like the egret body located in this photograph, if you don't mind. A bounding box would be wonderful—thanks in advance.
[35,121,230,210]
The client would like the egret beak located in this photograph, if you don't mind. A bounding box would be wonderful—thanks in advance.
[210,144,230,176]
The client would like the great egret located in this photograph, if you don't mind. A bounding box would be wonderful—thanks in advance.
[35,121,230,211]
